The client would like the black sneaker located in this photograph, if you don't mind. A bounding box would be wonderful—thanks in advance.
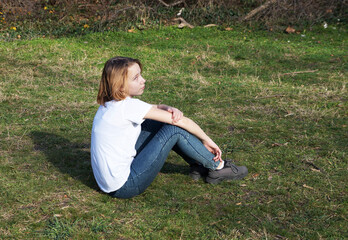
[206,160,248,184]
[189,164,209,181]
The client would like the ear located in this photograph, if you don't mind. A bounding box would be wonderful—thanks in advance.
[119,85,128,95]
[119,83,126,92]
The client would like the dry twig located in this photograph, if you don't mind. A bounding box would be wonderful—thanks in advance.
[255,94,285,99]
[280,69,319,76]
[302,160,325,173]
[204,24,218,28]
[242,0,277,21]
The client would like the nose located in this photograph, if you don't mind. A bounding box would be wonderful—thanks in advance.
[141,76,146,83]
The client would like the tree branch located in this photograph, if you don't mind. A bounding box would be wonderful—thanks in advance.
[158,0,184,7]
[172,17,194,28]
[242,0,277,21]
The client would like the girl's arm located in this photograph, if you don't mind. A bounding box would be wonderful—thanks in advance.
[144,106,222,161]
[152,104,183,123]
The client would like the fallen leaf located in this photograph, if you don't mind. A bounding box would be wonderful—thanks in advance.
[225,27,233,31]
[252,173,260,179]
[285,26,296,34]
[236,202,242,205]
[240,184,247,187]
[54,214,62,217]
[326,9,333,13]
[128,28,136,33]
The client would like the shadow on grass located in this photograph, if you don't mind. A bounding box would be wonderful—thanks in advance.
[160,162,189,175]
[30,131,98,190]
[30,131,189,191]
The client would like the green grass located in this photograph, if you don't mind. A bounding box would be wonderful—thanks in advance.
[0,26,347,239]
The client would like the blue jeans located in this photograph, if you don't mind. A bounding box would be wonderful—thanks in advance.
[109,120,220,199]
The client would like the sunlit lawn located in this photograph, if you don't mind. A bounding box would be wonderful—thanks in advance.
[0,26,347,239]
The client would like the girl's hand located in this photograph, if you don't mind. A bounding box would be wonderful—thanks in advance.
[202,138,222,162]
[167,107,183,123]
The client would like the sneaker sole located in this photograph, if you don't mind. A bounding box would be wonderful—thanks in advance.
[206,170,248,184]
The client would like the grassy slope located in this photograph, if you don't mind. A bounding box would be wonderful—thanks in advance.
[0,26,347,239]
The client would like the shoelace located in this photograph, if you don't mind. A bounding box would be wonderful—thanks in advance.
[224,161,239,174]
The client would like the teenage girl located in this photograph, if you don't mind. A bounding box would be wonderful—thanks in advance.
[91,56,248,199]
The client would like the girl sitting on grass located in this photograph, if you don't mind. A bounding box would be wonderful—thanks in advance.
[91,56,248,199]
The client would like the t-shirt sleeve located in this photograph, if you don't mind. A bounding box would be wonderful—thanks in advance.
[123,98,152,124]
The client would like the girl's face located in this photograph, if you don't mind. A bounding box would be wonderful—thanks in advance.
[127,63,146,97]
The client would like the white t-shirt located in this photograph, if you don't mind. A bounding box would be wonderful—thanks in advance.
[90,97,152,193]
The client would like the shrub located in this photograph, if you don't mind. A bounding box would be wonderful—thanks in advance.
[0,0,346,38]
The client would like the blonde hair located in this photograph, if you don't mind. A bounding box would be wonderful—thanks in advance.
[97,56,142,106]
